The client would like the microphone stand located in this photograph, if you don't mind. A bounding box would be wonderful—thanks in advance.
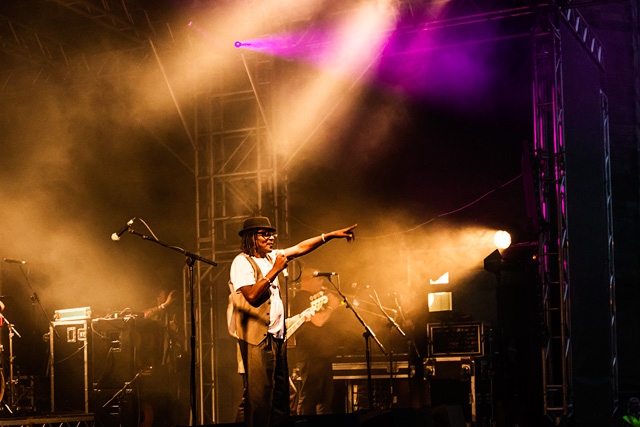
[102,366,150,409]
[325,276,386,411]
[127,228,217,425]
[370,290,405,338]
[8,261,60,409]
[394,292,422,360]
[369,290,405,409]
[0,313,20,411]
[13,264,59,340]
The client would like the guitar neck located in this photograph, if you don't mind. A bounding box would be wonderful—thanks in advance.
[285,314,306,342]
[284,294,328,342]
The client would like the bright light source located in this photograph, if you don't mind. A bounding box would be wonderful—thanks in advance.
[430,272,449,285]
[428,292,452,312]
[494,230,511,249]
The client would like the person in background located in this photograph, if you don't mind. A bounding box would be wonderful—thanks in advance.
[140,288,185,427]
[144,289,176,321]
[143,289,182,372]
[290,267,343,415]
[229,216,357,427]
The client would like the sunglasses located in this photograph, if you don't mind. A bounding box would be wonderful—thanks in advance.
[257,231,277,238]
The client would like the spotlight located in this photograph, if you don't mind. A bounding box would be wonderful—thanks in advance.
[493,230,511,249]
[234,41,255,48]
[483,249,503,274]
[484,243,538,275]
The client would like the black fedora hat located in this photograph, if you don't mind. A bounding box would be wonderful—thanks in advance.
[239,216,276,236]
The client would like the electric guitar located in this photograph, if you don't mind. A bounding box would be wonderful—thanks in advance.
[285,292,329,342]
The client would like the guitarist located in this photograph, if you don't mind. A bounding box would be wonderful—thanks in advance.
[291,267,344,416]
[229,216,356,427]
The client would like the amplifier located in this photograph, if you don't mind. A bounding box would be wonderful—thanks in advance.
[332,354,410,380]
[54,306,92,321]
[50,319,91,413]
[423,357,474,380]
[427,322,484,357]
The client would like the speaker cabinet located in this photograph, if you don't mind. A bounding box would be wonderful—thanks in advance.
[50,319,91,413]
[91,317,136,389]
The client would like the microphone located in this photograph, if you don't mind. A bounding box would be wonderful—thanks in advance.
[313,271,337,277]
[4,258,26,264]
[111,218,135,241]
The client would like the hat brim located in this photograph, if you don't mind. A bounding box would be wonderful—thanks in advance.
[238,226,276,236]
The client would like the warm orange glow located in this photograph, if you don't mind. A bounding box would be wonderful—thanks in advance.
[494,230,512,249]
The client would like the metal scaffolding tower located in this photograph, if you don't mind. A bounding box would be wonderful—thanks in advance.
[601,88,619,416]
[532,4,616,422]
[532,6,572,421]
[189,51,288,424]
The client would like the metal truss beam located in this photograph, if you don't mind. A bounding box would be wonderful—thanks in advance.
[601,90,619,417]
[0,14,67,81]
[49,0,161,43]
[532,5,571,422]
[0,0,176,90]
[561,7,605,70]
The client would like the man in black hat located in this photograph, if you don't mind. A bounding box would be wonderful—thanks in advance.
[229,216,357,427]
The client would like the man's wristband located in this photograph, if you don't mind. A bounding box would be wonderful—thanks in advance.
[321,233,326,243]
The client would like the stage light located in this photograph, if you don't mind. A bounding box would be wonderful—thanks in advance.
[428,292,452,312]
[483,249,503,274]
[430,272,449,285]
[483,243,537,274]
[494,230,511,249]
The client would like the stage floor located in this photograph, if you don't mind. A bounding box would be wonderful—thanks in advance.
[0,413,94,427]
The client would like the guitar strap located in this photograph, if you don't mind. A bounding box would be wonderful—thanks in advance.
[227,254,260,333]
[243,253,262,282]
[227,254,264,374]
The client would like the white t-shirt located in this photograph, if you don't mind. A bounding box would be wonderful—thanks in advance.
[230,250,285,339]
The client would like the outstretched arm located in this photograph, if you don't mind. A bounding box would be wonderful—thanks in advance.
[283,224,357,259]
